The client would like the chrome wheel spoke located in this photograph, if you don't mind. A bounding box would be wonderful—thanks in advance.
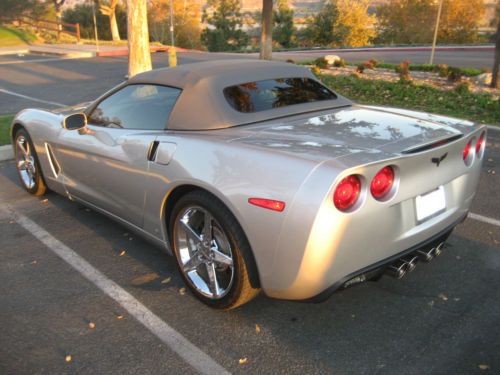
[203,211,213,242]
[183,253,202,272]
[17,160,27,170]
[206,262,221,297]
[212,248,233,267]
[180,220,202,243]
[16,139,29,158]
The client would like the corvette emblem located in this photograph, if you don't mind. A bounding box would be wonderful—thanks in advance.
[431,152,448,167]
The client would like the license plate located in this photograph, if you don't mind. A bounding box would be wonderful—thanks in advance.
[415,186,446,222]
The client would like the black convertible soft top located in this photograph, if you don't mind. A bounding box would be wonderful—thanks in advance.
[128,59,352,131]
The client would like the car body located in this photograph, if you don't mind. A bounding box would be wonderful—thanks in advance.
[11,60,486,308]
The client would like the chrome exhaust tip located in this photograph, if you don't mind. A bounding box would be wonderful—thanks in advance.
[433,242,445,257]
[385,261,407,279]
[401,256,418,272]
[416,248,435,262]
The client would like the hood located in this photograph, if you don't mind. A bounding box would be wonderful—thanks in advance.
[51,101,92,116]
[226,105,478,163]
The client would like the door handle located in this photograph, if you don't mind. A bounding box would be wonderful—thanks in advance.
[147,141,160,161]
[148,141,177,165]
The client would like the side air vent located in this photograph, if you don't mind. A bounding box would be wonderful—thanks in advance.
[45,143,61,177]
[401,134,463,154]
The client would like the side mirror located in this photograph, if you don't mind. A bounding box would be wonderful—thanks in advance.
[63,113,87,131]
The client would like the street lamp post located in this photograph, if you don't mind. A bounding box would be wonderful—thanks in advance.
[168,0,177,67]
[429,0,444,65]
[91,0,99,53]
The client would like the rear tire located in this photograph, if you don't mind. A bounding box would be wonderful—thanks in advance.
[170,190,260,309]
[14,128,46,196]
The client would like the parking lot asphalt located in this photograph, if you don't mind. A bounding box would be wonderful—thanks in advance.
[0,53,499,374]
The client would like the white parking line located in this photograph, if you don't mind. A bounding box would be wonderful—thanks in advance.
[469,212,500,227]
[0,88,65,107]
[0,56,82,65]
[6,209,229,375]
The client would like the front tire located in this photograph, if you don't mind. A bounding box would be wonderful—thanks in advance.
[170,190,260,309]
[14,129,46,196]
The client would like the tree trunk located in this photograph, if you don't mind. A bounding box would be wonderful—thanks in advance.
[109,11,121,41]
[492,17,500,88]
[126,0,152,77]
[259,0,273,60]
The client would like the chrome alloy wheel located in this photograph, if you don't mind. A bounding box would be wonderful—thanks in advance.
[175,206,235,299]
[15,135,36,190]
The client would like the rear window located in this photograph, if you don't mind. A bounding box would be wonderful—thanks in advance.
[223,78,337,113]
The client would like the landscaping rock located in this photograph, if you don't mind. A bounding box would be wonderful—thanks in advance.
[473,73,492,86]
[324,55,341,65]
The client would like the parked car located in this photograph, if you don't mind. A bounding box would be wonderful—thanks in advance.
[11,60,486,309]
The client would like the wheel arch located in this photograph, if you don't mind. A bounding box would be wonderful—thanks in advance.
[163,183,261,288]
[11,122,25,142]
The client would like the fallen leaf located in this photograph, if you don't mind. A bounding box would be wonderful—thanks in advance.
[31,260,37,265]
[239,357,248,364]
[479,364,490,370]
[131,273,159,286]
[119,250,126,256]
[179,288,186,295]
[88,322,96,329]
[116,315,124,320]
[41,199,48,203]
[161,277,172,284]
[438,293,448,301]
[255,324,261,333]
[65,355,72,362]
[428,300,435,307]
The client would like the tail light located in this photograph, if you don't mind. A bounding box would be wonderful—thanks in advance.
[334,175,361,211]
[463,139,473,164]
[476,131,485,155]
[370,166,395,200]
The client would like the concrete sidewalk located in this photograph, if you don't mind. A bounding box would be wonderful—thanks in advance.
[0,43,191,58]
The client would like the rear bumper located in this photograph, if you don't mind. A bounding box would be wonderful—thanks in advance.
[302,213,466,303]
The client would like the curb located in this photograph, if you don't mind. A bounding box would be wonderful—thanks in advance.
[0,145,13,162]
[284,46,495,55]
[0,49,29,56]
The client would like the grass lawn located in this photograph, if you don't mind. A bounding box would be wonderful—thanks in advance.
[0,26,36,47]
[0,115,14,146]
[321,74,500,125]
[0,26,37,47]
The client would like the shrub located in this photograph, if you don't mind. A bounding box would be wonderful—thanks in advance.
[356,63,365,73]
[435,64,449,77]
[447,66,463,82]
[311,66,321,77]
[314,57,329,69]
[455,82,470,94]
[396,60,412,82]
[368,59,378,68]
[333,58,347,67]
[362,60,375,70]
[460,67,483,77]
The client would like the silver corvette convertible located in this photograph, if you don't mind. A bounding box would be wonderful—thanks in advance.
[11,60,486,309]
